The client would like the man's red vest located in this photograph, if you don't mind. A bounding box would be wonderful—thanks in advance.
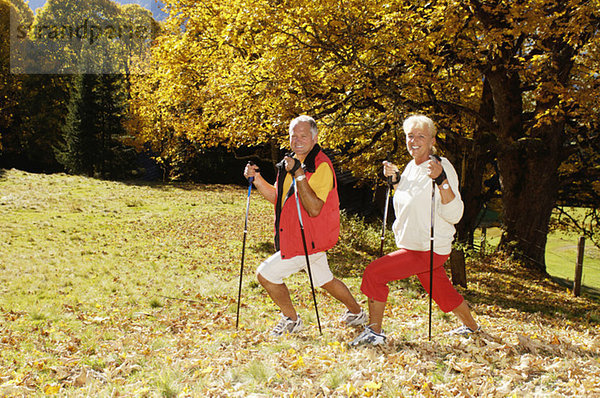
[274,146,340,259]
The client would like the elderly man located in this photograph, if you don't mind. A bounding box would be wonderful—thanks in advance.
[244,115,366,336]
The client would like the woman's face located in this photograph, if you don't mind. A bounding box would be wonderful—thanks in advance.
[405,126,435,164]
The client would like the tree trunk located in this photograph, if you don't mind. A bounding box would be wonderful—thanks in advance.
[449,249,467,288]
[451,140,485,246]
[497,150,559,272]
[487,66,565,273]
[269,138,281,166]
[453,78,497,247]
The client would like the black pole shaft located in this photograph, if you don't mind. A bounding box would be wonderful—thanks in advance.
[299,223,323,335]
[236,178,253,329]
[429,178,435,341]
[293,178,322,335]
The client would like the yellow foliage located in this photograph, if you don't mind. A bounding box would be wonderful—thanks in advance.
[126,0,600,182]
[43,383,61,395]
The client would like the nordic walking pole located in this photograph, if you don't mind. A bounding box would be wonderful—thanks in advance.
[428,157,437,341]
[236,162,256,329]
[380,153,393,258]
[292,177,323,335]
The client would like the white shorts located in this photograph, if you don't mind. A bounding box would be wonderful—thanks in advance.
[256,251,334,287]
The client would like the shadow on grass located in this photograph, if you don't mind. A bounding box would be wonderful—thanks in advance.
[461,255,600,326]
[251,241,276,256]
[328,248,380,279]
[551,275,600,302]
[120,179,241,193]
[248,227,600,329]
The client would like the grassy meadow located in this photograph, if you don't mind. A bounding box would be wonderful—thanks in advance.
[475,226,600,294]
[1,168,600,397]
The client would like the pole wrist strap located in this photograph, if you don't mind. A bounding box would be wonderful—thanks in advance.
[288,158,302,175]
[434,169,447,186]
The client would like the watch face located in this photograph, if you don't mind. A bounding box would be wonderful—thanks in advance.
[442,183,450,190]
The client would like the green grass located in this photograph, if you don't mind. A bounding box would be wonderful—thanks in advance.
[546,231,600,290]
[1,169,599,397]
[475,226,600,291]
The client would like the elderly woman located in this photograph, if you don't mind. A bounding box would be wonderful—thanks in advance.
[350,114,479,346]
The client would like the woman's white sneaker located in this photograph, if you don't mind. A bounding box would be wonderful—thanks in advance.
[444,325,481,336]
[349,325,386,346]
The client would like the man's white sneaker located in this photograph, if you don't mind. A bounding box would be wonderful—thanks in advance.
[340,309,368,326]
[349,325,386,347]
[270,314,303,337]
[444,325,481,336]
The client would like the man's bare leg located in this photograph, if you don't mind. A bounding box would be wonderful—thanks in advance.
[257,273,297,320]
[321,278,361,314]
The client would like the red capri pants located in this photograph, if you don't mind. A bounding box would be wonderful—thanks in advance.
[361,248,464,313]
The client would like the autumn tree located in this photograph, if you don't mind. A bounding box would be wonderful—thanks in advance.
[441,1,600,270]
[0,0,33,157]
[0,0,14,150]
[119,4,161,71]
[2,0,77,171]
[129,0,600,272]
[2,0,159,172]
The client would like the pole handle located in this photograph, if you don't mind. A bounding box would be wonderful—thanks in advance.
[386,153,392,185]
[247,161,259,184]
[379,151,393,257]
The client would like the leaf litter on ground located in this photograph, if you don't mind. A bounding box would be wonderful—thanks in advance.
[0,169,599,397]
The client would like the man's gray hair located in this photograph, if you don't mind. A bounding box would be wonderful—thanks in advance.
[289,115,318,138]
[403,114,437,138]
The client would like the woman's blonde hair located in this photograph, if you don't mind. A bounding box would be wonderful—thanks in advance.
[402,114,437,138]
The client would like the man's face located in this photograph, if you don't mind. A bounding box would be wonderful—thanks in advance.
[405,126,435,163]
[290,121,318,159]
